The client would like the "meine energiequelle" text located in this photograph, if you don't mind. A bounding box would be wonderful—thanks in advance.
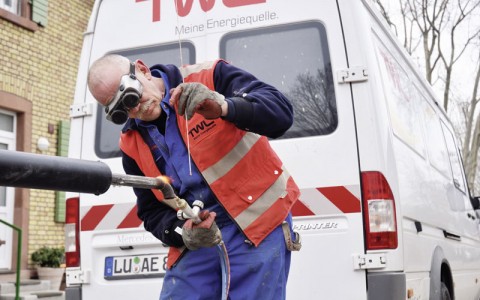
[175,11,278,35]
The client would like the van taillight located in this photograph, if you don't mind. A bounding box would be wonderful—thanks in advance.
[65,197,80,267]
[361,171,398,250]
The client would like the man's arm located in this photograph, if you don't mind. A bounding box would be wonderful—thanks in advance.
[122,152,185,247]
[214,61,294,139]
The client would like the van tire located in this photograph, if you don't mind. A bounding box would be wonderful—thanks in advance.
[441,282,451,300]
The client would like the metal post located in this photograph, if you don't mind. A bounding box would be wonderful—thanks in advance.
[0,219,22,300]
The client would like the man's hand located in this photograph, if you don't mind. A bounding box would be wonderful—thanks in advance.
[170,83,226,119]
[182,210,222,250]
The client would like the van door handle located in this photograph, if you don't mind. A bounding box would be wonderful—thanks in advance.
[467,213,476,220]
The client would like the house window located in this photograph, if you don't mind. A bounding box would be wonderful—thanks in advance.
[0,0,19,15]
[0,0,45,31]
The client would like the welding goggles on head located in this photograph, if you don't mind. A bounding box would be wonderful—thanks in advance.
[105,62,143,125]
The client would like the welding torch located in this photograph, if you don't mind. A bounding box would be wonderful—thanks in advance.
[0,149,229,299]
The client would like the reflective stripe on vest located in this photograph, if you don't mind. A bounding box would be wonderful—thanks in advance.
[201,132,261,183]
[199,131,292,231]
[234,165,290,229]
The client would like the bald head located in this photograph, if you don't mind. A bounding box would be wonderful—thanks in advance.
[87,54,131,105]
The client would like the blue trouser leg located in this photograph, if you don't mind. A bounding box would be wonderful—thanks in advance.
[160,216,292,300]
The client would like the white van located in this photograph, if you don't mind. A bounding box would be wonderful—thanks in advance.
[65,0,480,299]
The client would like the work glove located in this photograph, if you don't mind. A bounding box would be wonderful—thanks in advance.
[170,82,225,119]
[182,210,222,250]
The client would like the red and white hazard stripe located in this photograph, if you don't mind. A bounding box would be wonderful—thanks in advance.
[80,185,362,231]
[292,185,362,217]
[80,203,142,231]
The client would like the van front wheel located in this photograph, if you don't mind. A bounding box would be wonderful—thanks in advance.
[441,282,451,300]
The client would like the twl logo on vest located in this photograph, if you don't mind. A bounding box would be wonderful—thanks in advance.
[189,120,216,140]
[135,0,266,22]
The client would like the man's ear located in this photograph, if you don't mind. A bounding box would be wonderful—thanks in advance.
[135,59,151,79]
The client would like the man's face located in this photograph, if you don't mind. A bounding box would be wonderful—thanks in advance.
[126,68,163,122]
[90,61,163,123]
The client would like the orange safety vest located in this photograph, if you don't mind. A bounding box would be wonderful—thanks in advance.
[120,60,300,268]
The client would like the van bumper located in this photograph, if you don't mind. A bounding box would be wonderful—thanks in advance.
[65,286,81,300]
[367,272,406,300]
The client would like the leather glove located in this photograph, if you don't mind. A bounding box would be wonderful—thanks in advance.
[170,82,225,119]
[182,210,222,250]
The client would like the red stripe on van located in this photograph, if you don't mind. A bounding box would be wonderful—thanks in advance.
[291,200,315,217]
[117,205,143,229]
[318,186,361,213]
[81,204,114,231]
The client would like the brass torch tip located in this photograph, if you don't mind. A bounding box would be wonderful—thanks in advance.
[175,197,187,209]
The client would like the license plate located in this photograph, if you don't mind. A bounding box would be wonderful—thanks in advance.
[104,253,167,280]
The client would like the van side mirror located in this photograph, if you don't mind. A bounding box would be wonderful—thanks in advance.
[471,196,480,210]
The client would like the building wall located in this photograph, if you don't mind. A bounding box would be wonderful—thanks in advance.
[0,0,94,272]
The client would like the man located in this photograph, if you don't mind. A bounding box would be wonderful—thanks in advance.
[87,54,300,299]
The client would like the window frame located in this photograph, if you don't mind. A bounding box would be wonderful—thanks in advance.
[0,109,16,138]
[441,120,467,194]
[94,42,196,159]
[375,42,427,159]
[419,96,451,178]
[0,0,19,14]
[0,0,38,31]
[219,21,338,139]
[0,109,16,208]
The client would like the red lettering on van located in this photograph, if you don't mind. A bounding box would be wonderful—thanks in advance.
[136,0,266,22]
[136,0,161,22]
[223,0,265,8]
[201,0,216,11]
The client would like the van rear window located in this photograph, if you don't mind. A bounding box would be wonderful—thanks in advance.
[95,43,195,159]
[220,22,337,139]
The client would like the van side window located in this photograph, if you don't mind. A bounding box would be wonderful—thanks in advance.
[421,101,450,177]
[441,122,466,194]
[220,22,337,139]
[94,43,196,159]
[376,45,426,158]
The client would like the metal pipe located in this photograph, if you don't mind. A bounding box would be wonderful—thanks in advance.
[0,150,112,195]
[0,150,176,198]
[110,173,176,199]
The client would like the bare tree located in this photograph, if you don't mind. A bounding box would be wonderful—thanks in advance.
[385,0,480,111]
[282,65,337,139]
[378,0,480,192]
[374,0,399,36]
[406,0,448,85]
[436,0,480,111]
[397,0,422,54]
[463,53,480,192]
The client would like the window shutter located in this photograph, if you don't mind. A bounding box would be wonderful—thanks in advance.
[31,0,48,27]
[54,120,70,223]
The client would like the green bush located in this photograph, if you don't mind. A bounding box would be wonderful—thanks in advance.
[31,246,65,268]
